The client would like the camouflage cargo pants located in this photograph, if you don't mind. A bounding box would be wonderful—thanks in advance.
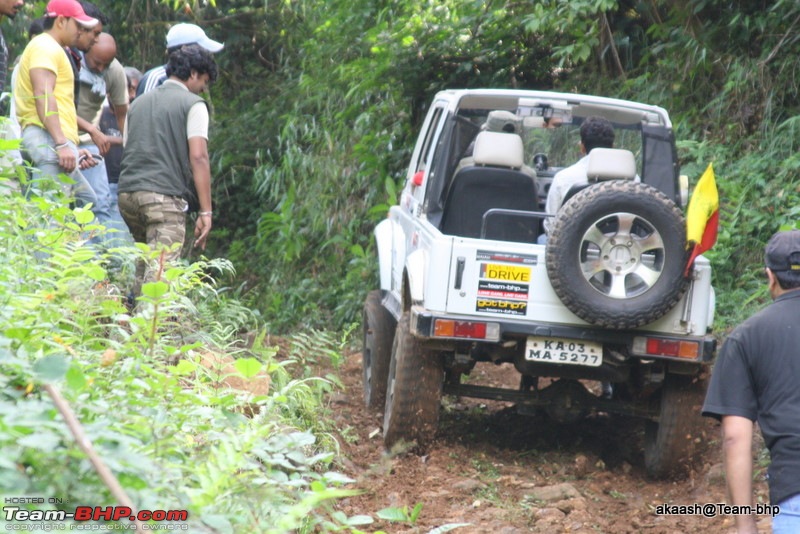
[118,191,188,297]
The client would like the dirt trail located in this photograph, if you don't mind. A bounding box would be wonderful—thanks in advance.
[328,352,773,533]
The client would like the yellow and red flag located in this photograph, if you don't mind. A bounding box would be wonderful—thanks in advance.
[684,163,719,276]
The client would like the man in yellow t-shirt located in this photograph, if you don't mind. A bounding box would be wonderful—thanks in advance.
[14,0,98,202]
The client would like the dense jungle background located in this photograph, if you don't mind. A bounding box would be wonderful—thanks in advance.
[4,0,794,332]
[2,0,800,532]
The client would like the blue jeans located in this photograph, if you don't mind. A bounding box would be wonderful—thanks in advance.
[21,125,97,208]
[106,182,133,247]
[78,141,112,225]
[773,493,800,533]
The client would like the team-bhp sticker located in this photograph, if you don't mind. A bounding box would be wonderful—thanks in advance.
[475,251,535,315]
[477,280,529,300]
[476,298,527,316]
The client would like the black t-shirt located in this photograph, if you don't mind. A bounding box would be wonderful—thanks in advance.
[66,48,81,103]
[98,106,123,183]
[703,289,800,505]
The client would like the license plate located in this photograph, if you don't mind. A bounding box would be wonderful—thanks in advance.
[525,336,603,367]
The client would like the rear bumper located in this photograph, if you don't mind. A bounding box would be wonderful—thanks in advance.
[410,306,716,364]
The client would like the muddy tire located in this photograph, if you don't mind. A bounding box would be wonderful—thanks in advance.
[383,311,444,451]
[644,373,707,479]
[546,181,689,329]
[362,291,397,410]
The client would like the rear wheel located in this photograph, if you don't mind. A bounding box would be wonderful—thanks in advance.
[383,311,444,451]
[644,373,708,479]
[362,291,396,410]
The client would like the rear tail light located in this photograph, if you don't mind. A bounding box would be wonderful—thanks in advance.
[433,319,500,341]
[633,336,700,359]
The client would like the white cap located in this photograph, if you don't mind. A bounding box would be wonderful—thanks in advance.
[166,23,224,53]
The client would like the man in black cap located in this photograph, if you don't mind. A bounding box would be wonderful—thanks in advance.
[703,229,800,534]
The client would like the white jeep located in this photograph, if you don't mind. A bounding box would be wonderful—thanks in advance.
[362,89,715,478]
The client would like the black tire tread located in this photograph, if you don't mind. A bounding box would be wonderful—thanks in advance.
[383,311,444,451]
[362,290,396,410]
[644,373,708,479]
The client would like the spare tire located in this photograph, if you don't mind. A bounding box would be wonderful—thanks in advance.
[546,181,689,329]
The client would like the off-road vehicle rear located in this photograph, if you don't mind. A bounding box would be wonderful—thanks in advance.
[362,89,715,478]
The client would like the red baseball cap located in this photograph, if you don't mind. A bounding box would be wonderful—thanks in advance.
[46,0,99,27]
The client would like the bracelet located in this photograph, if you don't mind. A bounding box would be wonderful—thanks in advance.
[54,142,70,150]
[198,211,213,217]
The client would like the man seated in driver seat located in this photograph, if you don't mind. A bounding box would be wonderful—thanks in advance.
[543,116,615,236]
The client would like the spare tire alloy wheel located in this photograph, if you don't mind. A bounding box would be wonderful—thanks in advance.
[546,181,689,329]
[362,290,396,410]
[383,311,444,451]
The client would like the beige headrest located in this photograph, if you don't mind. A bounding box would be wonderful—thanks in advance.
[483,110,522,134]
[587,148,636,181]
[472,131,525,169]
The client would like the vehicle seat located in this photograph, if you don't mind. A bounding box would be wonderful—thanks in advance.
[441,131,540,242]
[586,148,636,181]
[562,148,637,207]
[455,111,537,179]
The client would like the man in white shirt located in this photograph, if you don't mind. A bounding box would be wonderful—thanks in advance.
[543,116,615,235]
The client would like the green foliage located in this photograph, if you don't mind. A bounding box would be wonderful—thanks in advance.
[0,190,370,532]
[8,0,791,335]
[190,0,800,334]
[197,0,558,331]
[6,1,800,529]
[376,502,423,524]
[523,0,618,66]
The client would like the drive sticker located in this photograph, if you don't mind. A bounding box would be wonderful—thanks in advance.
[480,263,531,283]
[476,250,537,265]
[477,280,529,300]
[476,298,528,316]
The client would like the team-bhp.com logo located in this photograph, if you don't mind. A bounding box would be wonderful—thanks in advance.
[4,505,189,530]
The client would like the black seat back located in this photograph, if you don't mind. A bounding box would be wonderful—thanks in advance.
[441,167,539,241]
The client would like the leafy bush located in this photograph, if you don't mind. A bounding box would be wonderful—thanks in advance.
[0,189,370,533]
[191,0,559,331]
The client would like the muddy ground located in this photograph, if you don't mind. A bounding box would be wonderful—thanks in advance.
[326,352,773,533]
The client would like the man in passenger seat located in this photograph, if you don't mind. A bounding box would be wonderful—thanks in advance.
[543,116,615,236]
